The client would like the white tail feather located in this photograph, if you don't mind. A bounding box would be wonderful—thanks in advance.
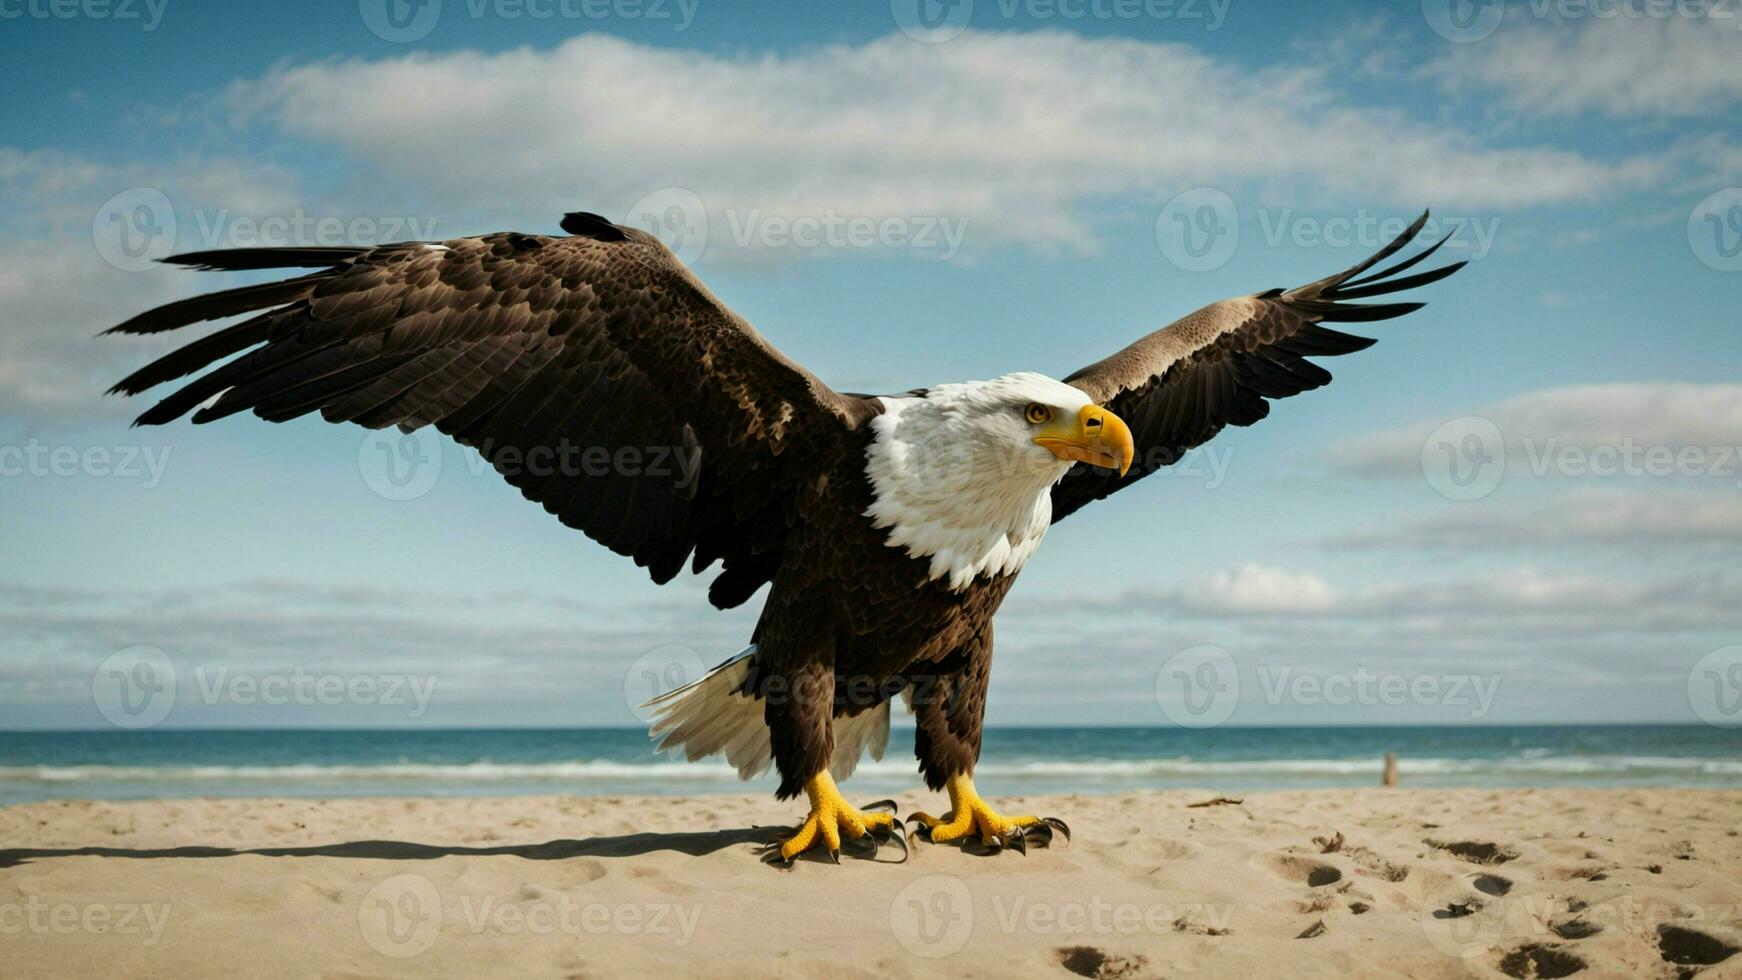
[643,645,894,782]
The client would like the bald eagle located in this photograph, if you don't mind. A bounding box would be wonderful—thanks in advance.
[108,209,1462,862]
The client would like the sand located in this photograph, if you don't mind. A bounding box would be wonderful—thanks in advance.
[2,789,1740,978]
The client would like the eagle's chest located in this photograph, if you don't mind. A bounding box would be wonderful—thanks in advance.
[856,396,1063,591]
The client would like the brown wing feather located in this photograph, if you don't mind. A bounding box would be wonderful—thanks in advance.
[109,215,874,607]
[1053,211,1465,522]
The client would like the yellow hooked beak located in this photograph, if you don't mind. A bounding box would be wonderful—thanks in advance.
[1035,404,1134,476]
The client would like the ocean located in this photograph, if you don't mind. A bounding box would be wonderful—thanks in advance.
[2,725,1738,807]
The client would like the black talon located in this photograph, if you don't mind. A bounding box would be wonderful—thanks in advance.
[963,834,1002,856]
[862,799,899,814]
[1042,816,1072,842]
[828,848,840,864]
[759,843,796,867]
[877,830,911,864]
[1007,830,1028,855]
[914,823,935,843]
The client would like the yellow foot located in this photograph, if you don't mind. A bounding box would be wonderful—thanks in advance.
[765,772,906,865]
[911,774,1070,853]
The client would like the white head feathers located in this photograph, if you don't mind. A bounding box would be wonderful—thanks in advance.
[863,372,1095,589]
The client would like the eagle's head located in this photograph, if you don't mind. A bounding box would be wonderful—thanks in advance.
[899,372,1134,481]
[864,372,1134,588]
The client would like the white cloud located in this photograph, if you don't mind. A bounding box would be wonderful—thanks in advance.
[1425,9,1742,118]
[0,149,380,418]
[227,30,1659,259]
[1328,382,1742,479]
[0,578,753,726]
[1174,562,1339,613]
[1326,487,1742,550]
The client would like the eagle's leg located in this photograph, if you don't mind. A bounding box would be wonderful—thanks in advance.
[912,773,1070,850]
[775,771,901,862]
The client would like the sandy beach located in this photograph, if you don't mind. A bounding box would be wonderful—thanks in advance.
[2,789,1739,978]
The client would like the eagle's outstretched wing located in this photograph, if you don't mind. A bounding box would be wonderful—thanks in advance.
[109,212,874,608]
[1051,210,1464,522]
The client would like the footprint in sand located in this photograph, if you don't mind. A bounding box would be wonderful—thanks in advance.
[1550,917,1602,940]
[1345,845,1411,882]
[1495,942,1587,978]
[1055,946,1148,978]
[1657,925,1740,969]
[1257,853,1343,887]
[1472,873,1512,896]
[1426,839,1520,865]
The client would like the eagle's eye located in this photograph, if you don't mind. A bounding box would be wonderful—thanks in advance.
[1023,403,1053,425]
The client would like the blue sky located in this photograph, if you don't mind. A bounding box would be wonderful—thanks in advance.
[2,0,1741,730]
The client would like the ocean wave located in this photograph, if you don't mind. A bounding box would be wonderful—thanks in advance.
[4,754,1740,784]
